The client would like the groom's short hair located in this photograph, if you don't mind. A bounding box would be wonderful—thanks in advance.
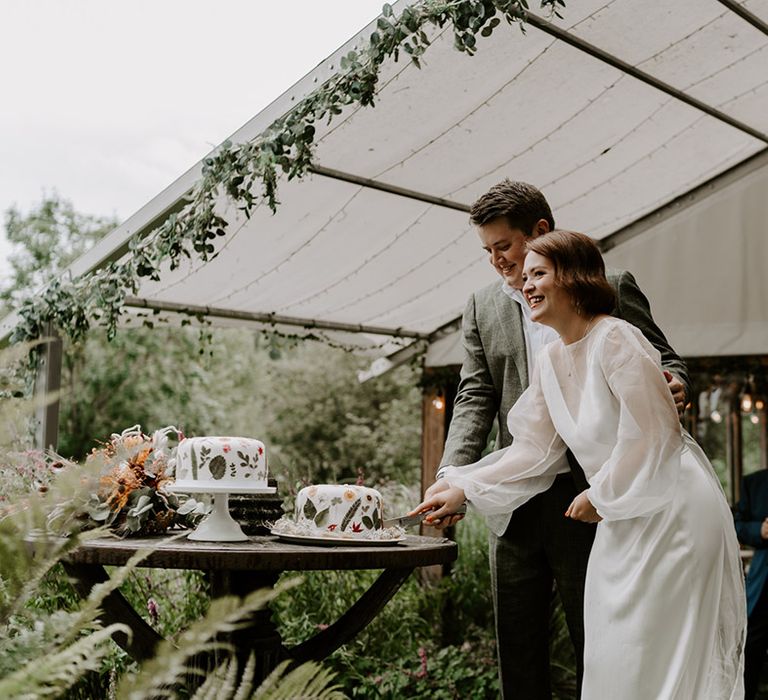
[470,179,555,235]
[526,230,616,315]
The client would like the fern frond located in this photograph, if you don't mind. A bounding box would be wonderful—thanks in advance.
[60,536,167,645]
[4,536,95,619]
[0,622,129,699]
[0,448,111,622]
[0,522,107,623]
[232,653,256,700]
[253,659,345,700]
[190,656,240,700]
[117,577,301,699]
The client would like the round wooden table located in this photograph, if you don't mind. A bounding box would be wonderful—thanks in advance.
[59,533,458,683]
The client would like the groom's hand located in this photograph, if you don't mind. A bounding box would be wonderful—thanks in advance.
[663,370,686,416]
[424,478,449,500]
[565,490,602,523]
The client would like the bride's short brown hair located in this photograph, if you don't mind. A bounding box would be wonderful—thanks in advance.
[526,230,616,315]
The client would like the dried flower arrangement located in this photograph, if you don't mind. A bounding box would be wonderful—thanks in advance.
[73,425,207,536]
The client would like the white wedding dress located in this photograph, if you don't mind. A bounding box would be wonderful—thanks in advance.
[443,317,745,699]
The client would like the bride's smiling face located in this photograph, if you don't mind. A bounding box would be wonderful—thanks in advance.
[522,251,574,325]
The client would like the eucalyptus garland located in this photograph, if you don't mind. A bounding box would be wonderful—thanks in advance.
[12,0,565,348]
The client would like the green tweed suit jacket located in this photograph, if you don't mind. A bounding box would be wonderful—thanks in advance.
[440,269,691,468]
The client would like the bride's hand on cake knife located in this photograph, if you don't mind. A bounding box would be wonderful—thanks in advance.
[410,487,467,530]
[423,479,465,526]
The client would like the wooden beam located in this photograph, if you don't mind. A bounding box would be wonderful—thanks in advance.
[418,369,459,503]
[759,401,768,471]
[726,392,743,503]
[418,382,449,582]
[34,326,62,451]
[420,385,448,504]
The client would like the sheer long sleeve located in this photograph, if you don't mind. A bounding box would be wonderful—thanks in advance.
[587,323,682,521]
[442,359,567,534]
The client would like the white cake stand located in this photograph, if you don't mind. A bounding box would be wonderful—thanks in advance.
[168,483,277,542]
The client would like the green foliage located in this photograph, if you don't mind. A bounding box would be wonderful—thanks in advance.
[0,623,130,699]
[253,659,345,700]
[0,449,139,698]
[48,325,422,491]
[118,567,209,641]
[0,195,116,315]
[264,344,421,487]
[56,327,244,459]
[116,580,297,698]
[47,324,263,461]
[9,0,567,348]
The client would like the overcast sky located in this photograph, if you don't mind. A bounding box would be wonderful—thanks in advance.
[0,0,385,286]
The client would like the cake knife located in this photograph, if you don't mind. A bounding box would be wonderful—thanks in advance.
[383,503,466,529]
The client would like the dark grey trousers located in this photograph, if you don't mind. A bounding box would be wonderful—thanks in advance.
[490,473,596,699]
[744,581,768,700]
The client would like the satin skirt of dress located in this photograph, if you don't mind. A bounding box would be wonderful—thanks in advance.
[582,439,746,700]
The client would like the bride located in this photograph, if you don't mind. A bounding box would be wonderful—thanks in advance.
[414,230,746,699]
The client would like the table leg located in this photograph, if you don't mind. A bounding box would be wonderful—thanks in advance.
[62,561,163,661]
[288,567,414,665]
[208,569,283,684]
[62,562,416,686]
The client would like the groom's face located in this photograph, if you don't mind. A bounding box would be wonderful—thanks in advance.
[478,217,548,290]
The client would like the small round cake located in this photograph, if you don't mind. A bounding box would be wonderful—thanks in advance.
[174,436,268,490]
[295,484,383,536]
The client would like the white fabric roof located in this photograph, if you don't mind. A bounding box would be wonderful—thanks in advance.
[605,149,768,358]
[4,0,767,363]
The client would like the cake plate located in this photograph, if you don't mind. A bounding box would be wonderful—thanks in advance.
[270,531,406,547]
[168,483,276,542]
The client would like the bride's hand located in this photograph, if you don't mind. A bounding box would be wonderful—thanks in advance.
[565,490,602,523]
[409,487,467,530]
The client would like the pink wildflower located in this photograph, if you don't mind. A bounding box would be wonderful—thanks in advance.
[147,597,159,623]
[416,646,428,679]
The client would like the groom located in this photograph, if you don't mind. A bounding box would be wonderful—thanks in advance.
[427,180,690,699]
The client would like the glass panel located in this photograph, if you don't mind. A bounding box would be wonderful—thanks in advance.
[697,414,729,496]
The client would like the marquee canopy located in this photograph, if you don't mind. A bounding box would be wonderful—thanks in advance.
[3,0,767,367]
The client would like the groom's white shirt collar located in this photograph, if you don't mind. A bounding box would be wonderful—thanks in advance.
[501,282,559,379]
